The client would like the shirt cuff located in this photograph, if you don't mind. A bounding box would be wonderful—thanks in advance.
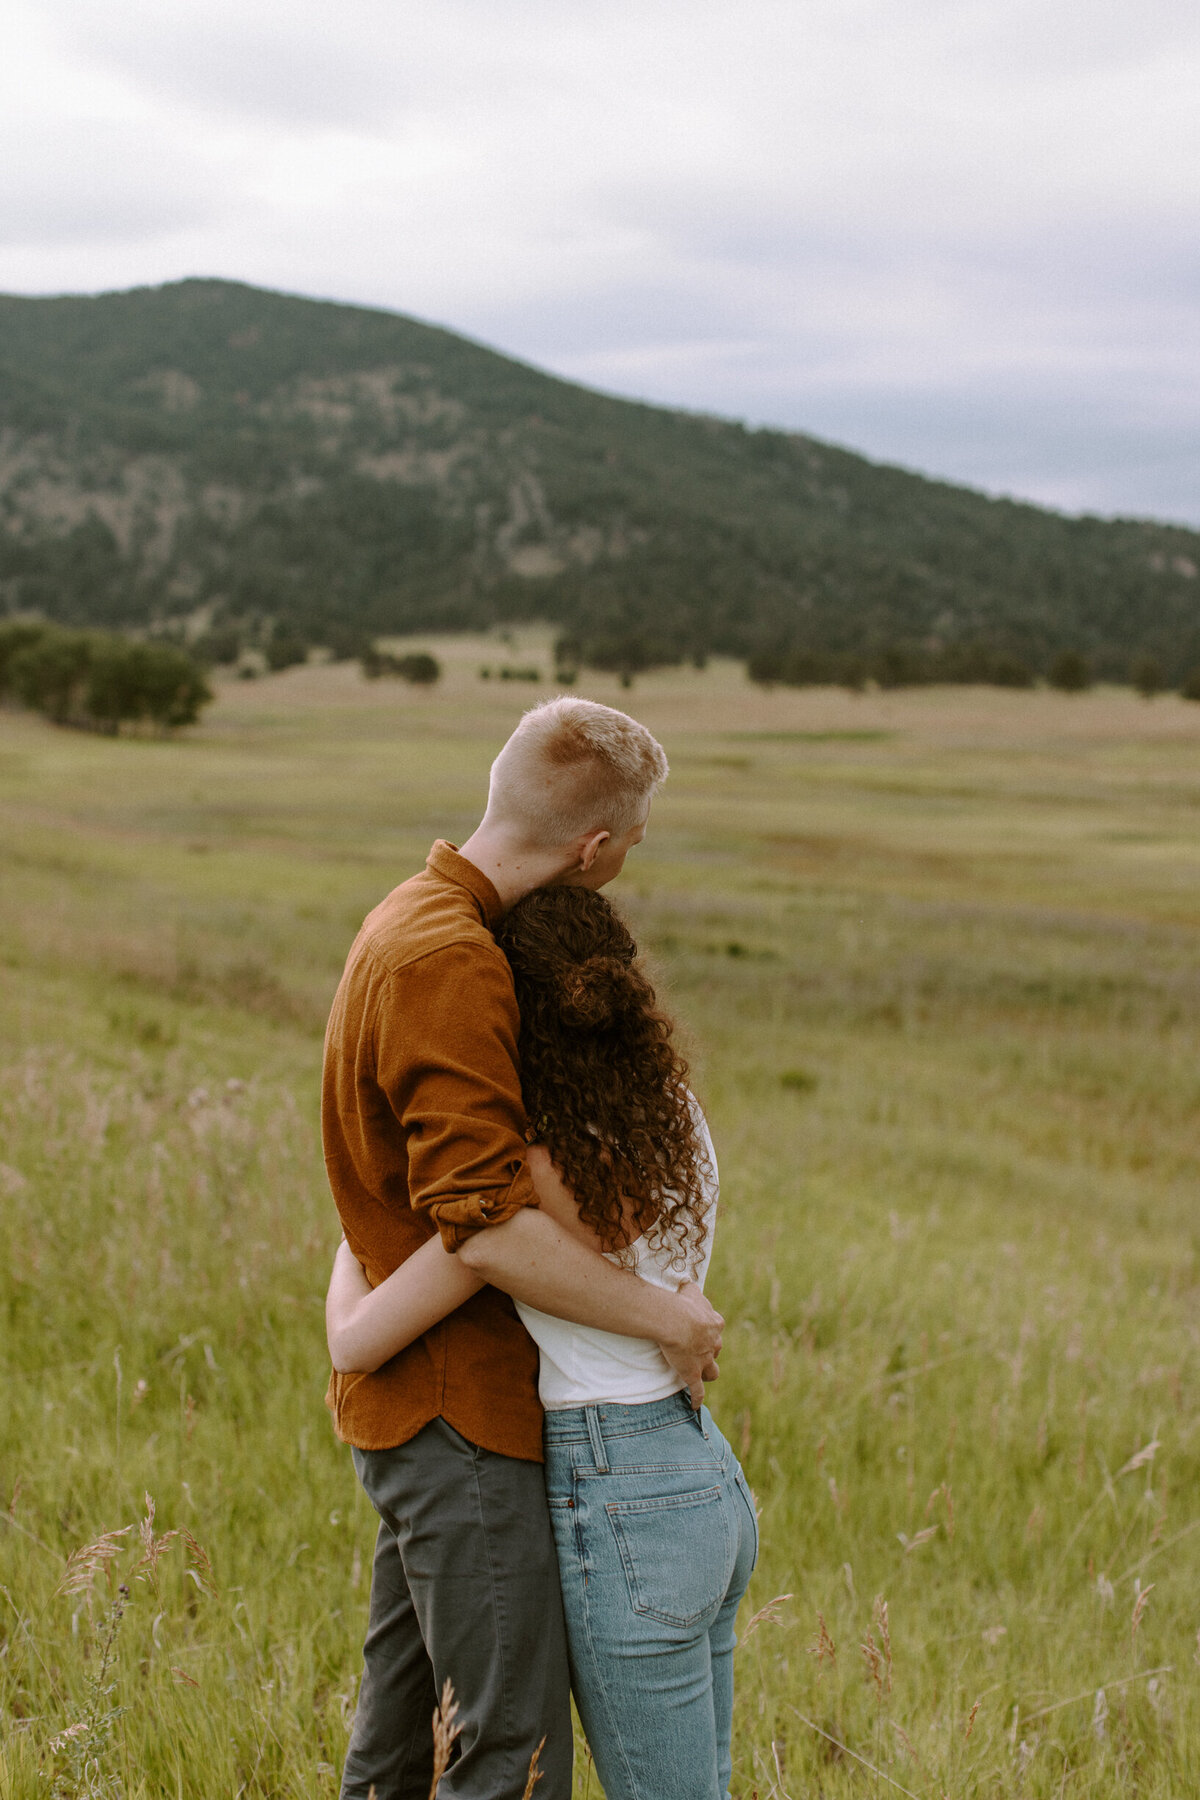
[428,1162,539,1253]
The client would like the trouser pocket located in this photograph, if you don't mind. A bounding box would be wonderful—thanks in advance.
[606,1486,733,1627]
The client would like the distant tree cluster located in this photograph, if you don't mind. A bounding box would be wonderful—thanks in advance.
[552,630,685,690]
[0,622,211,733]
[747,638,1200,698]
[360,646,441,684]
[190,620,368,672]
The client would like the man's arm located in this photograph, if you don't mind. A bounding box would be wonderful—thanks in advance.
[381,941,722,1399]
[458,1209,723,1406]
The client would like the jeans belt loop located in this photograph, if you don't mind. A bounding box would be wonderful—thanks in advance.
[584,1406,610,1473]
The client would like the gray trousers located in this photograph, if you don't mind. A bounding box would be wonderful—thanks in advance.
[340,1419,573,1800]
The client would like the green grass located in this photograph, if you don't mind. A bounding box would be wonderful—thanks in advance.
[2,662,1200,1797]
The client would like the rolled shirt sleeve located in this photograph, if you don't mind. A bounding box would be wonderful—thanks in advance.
[375,939,539,1251]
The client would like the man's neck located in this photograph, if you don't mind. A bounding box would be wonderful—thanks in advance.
[456,824,578,911]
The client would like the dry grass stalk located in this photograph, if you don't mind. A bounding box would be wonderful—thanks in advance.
[806,1610,837,1668]
[57,1495,216,1608]
[740,1591,794,1645]
[520,1735,546,1798]
[788,1708,924,1800]
[874,1596,893,1693]
[924,1481,955,1540]
[1131,1581,1155,1652]
[860,1631,884,1699]
[890,1719,921,1767]
[56,1528,132,1605]
[428,1677,462,1799]
[130,1492,216,1596]
[964,1697,982,1741]
[1117,1438,1161,1478]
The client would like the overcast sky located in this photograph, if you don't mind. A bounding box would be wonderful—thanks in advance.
[3,0,1198,525]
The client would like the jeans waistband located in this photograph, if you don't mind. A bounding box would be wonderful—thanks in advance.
[542,1389,699,1445]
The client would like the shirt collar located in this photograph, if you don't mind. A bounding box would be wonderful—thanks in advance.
[425,840,504,930]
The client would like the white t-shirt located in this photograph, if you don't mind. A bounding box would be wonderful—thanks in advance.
[515,1108,719,1410]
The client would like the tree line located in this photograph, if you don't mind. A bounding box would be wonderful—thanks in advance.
[0,623,212,733]
[744,639,1200,697]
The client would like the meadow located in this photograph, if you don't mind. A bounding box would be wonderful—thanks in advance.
[2,636,1199,1798]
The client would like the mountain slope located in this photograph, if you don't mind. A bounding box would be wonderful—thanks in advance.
[1,278,1198,678]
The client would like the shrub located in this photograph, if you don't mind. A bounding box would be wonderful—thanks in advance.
[1047,650,1092,692]
[1130,655,1164,698]
[0,620,50,698]
[265,632,308,672]
[9,628,93,722]
[870,644,928,688]
[321,624,370,663]
[989,653,1036,688]
[360,646,441,684]
[1181,665,1200,702]
[6,628,211,732]
[395,653,440,685]
[125,642,211,729]
[747,647,837,687]
[556,627,677,684]
[192,628,242,666]
[749,640,1036,692]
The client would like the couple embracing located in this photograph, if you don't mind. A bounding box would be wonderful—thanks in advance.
[322,697,758,1800]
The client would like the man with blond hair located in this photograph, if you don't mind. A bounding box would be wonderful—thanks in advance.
[324,697,724,1800]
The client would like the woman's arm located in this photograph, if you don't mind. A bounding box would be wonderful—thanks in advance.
[326,1236,485,1373]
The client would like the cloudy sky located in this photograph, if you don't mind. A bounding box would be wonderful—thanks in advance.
[4,0,1198,524]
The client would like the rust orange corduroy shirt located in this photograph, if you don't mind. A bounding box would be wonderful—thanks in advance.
[322,841,543,1461]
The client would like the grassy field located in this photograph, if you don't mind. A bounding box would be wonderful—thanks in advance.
[2,640,1200,1798]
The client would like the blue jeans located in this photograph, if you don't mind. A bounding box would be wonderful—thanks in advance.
[543,1392,758,1800]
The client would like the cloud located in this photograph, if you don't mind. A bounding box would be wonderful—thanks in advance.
[0,0,1198,521]
[0,119,222,248]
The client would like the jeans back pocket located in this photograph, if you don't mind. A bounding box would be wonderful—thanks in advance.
[606,1486,732,1628]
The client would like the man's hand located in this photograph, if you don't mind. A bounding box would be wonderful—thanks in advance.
[657,1282,724,1409]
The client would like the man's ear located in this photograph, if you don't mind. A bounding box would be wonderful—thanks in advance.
[577,829,611,872]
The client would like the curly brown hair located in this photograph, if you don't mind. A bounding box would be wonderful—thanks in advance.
[497,885,711,1270]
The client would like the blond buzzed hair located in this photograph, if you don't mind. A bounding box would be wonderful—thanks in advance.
[485,696,668,846]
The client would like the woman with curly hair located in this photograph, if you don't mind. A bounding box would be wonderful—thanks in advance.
[325,885,757,1800]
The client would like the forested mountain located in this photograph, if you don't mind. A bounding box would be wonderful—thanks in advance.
[1,278,1198,680]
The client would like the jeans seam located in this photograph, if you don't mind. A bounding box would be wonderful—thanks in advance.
[574,1498,642,1799]
[572,1462,714,1480]
[734,1472,760,1570]
[604,1485,723,1516]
